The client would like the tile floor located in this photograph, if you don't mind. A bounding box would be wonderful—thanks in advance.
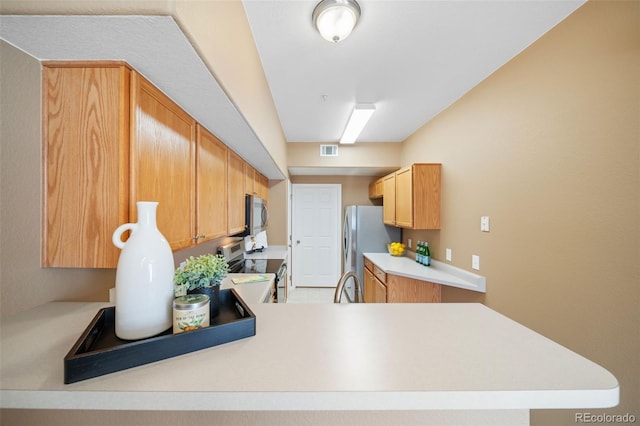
[286,287,335,303]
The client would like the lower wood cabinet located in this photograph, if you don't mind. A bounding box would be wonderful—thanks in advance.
[364,266,387,303]
[386,274,441,303]
[363,256,441,303]
[374,275,388,302]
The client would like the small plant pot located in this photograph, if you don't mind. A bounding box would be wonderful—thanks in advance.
[188,285,220,318]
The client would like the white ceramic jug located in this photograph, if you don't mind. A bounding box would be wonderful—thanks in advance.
[112,201,174,340]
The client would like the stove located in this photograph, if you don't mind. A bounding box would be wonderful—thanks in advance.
[218,241,288,303]
[236,258,286,275]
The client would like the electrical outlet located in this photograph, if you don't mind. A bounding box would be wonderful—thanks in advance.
[472,255,480,270]
[408,239,412,248]
[480,216,490,232]
[446,248,452,262]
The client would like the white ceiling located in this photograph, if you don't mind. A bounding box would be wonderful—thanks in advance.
[0,1,585,180]
[243,0,585,143]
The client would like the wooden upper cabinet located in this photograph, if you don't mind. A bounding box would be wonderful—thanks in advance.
[42,61,259,267]
[42,63,130,268]
[382,174,396,226]
[244,163,255,196]
[130,72,196,251]
[368,178,384,199]
[196,125,228,242]
[395,167,413,228]
[244,162,268,200]
[407,163,441,230]
[383,163,441,230]
[227,150,246,235]
[255,172,269,200]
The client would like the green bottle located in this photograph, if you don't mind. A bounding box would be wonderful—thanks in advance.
[424,242,431,266]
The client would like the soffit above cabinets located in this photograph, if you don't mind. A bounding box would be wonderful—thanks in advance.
[243,0,586,143]
[288,167,398,177]
[0,14,286,181]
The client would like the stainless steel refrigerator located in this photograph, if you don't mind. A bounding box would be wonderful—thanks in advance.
[343,205,401,302]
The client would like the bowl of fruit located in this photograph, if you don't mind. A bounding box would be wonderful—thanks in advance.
[388,242,406,257]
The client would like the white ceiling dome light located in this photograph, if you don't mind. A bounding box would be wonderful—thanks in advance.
[312,0,361,43]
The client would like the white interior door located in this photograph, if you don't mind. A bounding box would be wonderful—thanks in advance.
[291,184,341,288]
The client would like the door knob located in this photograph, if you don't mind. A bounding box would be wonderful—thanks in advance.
[296,240,300,244]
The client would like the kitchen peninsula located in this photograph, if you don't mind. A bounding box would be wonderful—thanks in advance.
[1,297,618,425]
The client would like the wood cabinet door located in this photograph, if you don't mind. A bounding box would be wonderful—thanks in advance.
[364,266,376,303]
[196,125,227,242]
[256,172,269,200]
[374,278,388,303]
[386,274,441,303]
[42,64,130,268]
[227,150,246,235]
[413,164,442,229]
[368,179,384,199]
[382,174,396,225]
[375,179,384,198]
[395,166,413,228]
[368,181,377,199]
[364,266,387,303]
[131,72,196,251]
[244,163,256,196]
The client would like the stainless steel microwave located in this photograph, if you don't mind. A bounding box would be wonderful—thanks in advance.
[245,195,268,236]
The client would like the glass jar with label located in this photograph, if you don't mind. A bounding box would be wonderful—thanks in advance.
[172,294,210,333]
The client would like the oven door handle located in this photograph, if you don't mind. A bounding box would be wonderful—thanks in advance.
[276,263,287,280]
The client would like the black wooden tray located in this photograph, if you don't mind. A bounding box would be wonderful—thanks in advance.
[64,288,255,384]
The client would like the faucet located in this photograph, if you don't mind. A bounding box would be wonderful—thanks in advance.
[334,271,363,303]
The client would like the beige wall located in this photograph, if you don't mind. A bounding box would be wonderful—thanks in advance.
[266,179,289,246]
[291,175,379,209]
[288,142,401,172]
[402,2,639,424]
[0,41,116,317]
[173,0,288,179]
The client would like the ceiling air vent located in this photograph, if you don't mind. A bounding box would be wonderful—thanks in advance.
[320,144,338,157]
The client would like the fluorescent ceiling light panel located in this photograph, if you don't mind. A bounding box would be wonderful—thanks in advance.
[340,104,376,144]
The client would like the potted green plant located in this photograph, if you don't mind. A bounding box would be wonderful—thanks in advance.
[174,254,229,318]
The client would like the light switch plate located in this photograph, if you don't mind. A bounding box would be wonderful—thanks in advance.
[446,248,452,262]
[472,255,480,270]
[481,216,490,232]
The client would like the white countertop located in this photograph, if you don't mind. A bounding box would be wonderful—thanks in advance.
[1,301,617,411]
[243,245,288,260]
[220,273,274,304]
[364,252,486,293]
